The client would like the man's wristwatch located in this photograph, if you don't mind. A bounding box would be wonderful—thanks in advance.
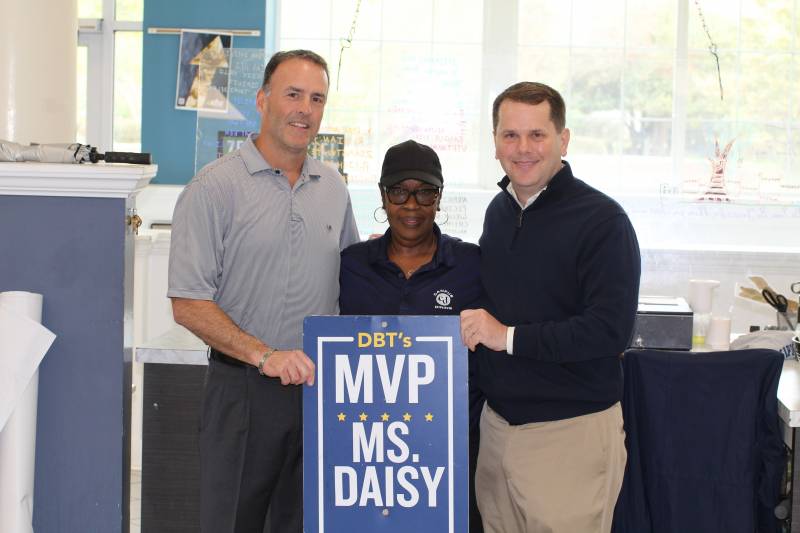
[257,348,276,376]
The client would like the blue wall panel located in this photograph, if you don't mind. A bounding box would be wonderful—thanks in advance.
[0,195,128,532]
[142,0,269,184]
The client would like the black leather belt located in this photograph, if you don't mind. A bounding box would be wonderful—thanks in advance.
[209,348,250,368]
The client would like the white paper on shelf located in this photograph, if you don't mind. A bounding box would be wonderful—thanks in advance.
[0,291,56,533]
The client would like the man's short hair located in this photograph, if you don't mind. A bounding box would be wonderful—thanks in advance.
[492,82,567,133]
[261,49,329,90]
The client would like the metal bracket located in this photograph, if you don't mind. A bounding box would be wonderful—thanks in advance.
[126,209,142,236]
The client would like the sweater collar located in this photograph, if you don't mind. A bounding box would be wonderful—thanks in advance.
[497,160,574,206]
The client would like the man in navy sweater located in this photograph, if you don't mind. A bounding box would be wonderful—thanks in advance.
[460,82,641,533]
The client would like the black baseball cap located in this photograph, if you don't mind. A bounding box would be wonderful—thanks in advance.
[379,140,443,188]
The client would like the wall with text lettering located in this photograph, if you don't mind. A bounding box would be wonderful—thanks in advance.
[141,0,270,184]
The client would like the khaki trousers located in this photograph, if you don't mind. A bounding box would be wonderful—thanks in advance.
[475,403,626,533]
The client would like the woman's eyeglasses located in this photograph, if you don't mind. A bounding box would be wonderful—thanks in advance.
[384,186,440,206]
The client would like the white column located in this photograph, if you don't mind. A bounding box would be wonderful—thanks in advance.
[0,0,77,144]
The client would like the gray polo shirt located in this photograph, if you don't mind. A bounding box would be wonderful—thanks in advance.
[168,134,360,350]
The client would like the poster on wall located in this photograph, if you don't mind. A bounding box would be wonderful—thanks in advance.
[175,30,233,112]
[210,129,346,180]
[216,130,250,158]
[302,315,468,533]
[307,133,346,179]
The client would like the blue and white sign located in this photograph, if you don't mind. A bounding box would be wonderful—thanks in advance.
[303,315,468,533]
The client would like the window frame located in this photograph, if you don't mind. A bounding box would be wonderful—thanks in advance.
[77,0,142,152]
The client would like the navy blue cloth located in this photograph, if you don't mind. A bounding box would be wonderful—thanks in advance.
[339,224,484,315]
[613,349,786,533]
[476,161,641,424]
[339,224,486,533]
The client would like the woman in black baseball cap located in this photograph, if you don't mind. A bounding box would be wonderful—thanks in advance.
[339,139,486,533]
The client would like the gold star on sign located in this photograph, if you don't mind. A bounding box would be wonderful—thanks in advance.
[337,412,346,422]
[359,412,368,421]
[381,412,390,421]
[403,412,412,421]
[425,413,434,422]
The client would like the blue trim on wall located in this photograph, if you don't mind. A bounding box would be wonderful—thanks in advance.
[142,0,272,184]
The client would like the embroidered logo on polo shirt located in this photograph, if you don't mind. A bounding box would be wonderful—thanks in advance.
[433,289,453,310]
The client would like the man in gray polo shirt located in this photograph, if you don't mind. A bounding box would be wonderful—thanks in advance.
[168,49,359,532]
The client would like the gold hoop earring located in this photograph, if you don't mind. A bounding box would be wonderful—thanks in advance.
[373,206,388,223]
[435,209,449,226]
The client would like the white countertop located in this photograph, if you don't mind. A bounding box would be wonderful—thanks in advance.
[135,325,208,365]
[778,359,800,428]
[135,326,800,429]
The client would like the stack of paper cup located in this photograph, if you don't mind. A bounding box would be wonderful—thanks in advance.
[706,316,732,351]
[688,279,720,349]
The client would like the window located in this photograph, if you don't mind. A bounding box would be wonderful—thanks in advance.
[113,31,143,152]
[278,0,800,250]
[280,0,485,187]
[77,0,143,152]
[115,0,143,22]
[77,45,89,144]
[517,0,677,194]
[78,0,103,18]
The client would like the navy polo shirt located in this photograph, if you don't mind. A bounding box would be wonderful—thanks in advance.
[340,224,487,533]
[338,224,484,316]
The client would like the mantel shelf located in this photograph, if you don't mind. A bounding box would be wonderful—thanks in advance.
[0,162,158,198]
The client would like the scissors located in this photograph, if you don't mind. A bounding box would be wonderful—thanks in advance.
[762,289,794,330]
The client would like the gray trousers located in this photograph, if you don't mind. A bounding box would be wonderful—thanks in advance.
[199,356,303,533]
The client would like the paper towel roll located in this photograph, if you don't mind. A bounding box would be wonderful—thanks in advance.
[0,291,43,322]
[0,291,56,533]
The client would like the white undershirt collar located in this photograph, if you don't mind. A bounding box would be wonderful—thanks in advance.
[506,182,546,210]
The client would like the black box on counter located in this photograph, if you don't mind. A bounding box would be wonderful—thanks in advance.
[629,296,693,351]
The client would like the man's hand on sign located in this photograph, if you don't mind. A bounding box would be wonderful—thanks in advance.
[459,309,508,352]
[263,350,316,386]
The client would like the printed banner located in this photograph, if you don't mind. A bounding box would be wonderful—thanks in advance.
[303,315,468,533]
[175,30,232,112]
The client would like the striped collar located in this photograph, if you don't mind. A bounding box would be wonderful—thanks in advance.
[240,133,320,180]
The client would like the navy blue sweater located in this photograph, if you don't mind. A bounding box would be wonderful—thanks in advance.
[477,162,641,424]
